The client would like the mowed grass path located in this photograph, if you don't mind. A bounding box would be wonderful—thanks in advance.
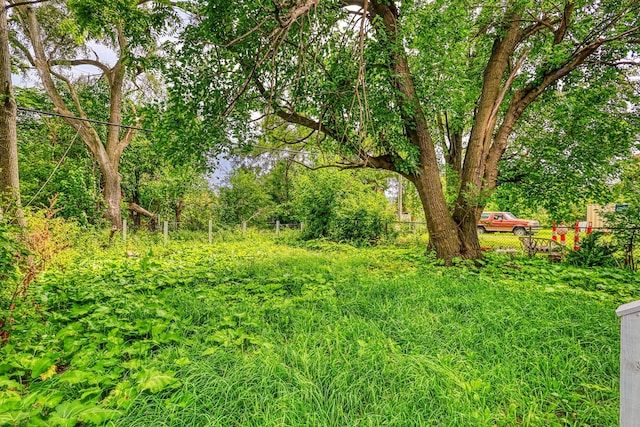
[3,233,633,426]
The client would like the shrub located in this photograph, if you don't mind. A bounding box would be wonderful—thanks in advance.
[293,169,394,244]
[565,231,616,268]
[0,218,27,293]
[603,206,640,270]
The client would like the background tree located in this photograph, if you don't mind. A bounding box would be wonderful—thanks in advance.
[167,0,640,263]
[493,81,640,220]
[218,167,274,227]
[292,168,394,244]
[9,0,176,229]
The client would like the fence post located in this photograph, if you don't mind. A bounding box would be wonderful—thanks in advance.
[276,220,280,238]
[300,222,303,232]
[617,300,640,427]
[208,219,212,244]
[122,219,127,243]
[242,221,247,234]
[163,221,168,245]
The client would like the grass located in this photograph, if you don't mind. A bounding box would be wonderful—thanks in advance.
[1,231,638,426]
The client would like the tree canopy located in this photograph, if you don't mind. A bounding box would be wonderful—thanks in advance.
[163,0,640,262]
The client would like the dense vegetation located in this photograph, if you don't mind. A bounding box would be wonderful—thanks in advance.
[1,1,640,424]
[1,230,638,426]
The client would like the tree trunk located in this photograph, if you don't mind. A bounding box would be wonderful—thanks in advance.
[127,202,157,231]
[18,3,133,230]
[0,4,25,225]
[174,198,183,228]
[102,169,122,229]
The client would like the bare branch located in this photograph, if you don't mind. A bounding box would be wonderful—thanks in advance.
[554,1,575,45]
[49,69,87,118]
[6,0,50,9]
[50,58,111,75]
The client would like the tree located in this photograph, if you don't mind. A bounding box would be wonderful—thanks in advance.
[9,0,176,229]
[218,167,274,226]
[168,0,640,263]
[493,81,640,219]
[16,87,102,224]
[0,0,22,220]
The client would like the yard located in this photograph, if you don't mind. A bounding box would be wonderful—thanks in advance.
[1,231,638,426]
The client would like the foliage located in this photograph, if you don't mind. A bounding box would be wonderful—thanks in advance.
[15,88,102,225]
[218,167,274,226]
[119,119,218,229]
[0,218,26,293]
[603,206,640,270]
[292,169,394,244]
[565,232,617,268]
[494,84,639,219]
[22,200,80,268]
[0,234,637,425]
[162,0,640,262]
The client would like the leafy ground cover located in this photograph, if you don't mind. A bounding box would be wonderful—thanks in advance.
[1,232,638,426]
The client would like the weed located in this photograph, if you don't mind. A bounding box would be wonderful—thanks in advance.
[0,234,636,425]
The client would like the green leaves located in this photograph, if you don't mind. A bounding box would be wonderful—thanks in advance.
[136,370,180,393]
[49,400,121,426]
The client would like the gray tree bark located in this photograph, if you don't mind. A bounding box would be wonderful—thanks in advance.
[0,3,24,224]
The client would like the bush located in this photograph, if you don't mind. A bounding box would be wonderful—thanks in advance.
[565,231,616,268]
[603,206,640,270]
[0,218,27,293]
[292,169,394,244]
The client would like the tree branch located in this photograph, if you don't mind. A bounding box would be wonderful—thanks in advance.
[49,69,87,118]
[50,58,111,75]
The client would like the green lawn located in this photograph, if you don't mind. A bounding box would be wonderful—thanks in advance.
[1,232,638,426]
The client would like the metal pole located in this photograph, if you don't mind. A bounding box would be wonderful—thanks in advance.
[276,220,280,237]
[208,219,212,244]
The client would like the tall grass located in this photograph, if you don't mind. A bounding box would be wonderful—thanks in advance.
[2,233,635,426]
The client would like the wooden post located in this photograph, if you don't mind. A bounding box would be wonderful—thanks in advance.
[208,219,212,244]
[397,175,403,220]
[300,222,303,232]
[617,299,640,427]
[163,221,168,245]
[276,220,280,238]
[242,221,247,234]
[122,219,127,243]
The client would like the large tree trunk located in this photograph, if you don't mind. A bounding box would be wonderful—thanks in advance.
[370,1,468,263]
[411,173,464,262]
[0,3,25,225]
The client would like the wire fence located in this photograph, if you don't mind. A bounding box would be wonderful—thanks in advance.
[120,218,639,268]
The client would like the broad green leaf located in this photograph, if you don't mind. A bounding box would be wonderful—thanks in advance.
[78,407,122,424]
[136,370,180,393]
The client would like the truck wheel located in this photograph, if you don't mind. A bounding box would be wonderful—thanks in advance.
[477,226,486,234]
[513,227,526,236]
